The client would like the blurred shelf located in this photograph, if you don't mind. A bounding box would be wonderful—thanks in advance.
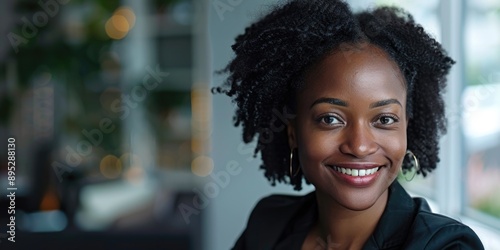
[153,67,193,91]
[150,14,193,38]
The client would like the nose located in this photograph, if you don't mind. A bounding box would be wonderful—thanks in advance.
[339,122,378,158]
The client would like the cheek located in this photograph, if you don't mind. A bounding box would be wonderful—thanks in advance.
[295,124,335,169]
[381,130,407,166]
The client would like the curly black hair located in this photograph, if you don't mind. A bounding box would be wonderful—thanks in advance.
[213,0,454,190]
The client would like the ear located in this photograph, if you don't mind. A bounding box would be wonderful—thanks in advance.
[287,120,297,149]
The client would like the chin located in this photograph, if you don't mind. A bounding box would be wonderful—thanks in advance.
[313,172,395,212]
[334,190,387,211]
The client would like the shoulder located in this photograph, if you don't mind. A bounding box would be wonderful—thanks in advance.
[249,193,310,218]
[368,182,484,249]
[246,192,314,233]
[406,199,484,249]
[232,192,315,250]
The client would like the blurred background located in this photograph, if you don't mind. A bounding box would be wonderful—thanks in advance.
[0,0,499,249]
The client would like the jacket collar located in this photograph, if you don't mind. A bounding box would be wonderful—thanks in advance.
[251,181,423,249]
[252,192,317,249]
[364,181,419,249]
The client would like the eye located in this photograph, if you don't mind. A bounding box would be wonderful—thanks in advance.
[377,115,398,125]
[319,115,343,125]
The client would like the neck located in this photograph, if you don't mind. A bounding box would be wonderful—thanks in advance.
[313,189,388,249]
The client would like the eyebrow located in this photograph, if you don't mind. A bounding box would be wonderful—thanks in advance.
[309,97,402,109]
[310,98,348,109]
[369,99,402,108]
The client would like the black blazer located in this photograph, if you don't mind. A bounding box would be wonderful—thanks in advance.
[232,181,484,249]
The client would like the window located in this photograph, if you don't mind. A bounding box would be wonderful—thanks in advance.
[463,0,500,226]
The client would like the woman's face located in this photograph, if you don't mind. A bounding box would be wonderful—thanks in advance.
[288,43,408,211]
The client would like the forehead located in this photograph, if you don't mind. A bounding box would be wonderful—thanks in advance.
[299,43,406,105]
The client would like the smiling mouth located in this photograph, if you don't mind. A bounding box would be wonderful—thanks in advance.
[329,165,381,177]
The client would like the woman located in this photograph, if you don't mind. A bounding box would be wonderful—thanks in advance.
[214,0,484,249]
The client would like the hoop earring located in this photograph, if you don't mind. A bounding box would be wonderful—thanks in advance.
[401,150,420,181]
[289,148,300,178]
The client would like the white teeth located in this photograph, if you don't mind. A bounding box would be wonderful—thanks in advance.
[359,169,366,176]
[352,169,359,177]
[331,166,380,177]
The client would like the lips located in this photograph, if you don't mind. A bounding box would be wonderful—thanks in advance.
[329,165,381,177]
[326,163,384,186]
